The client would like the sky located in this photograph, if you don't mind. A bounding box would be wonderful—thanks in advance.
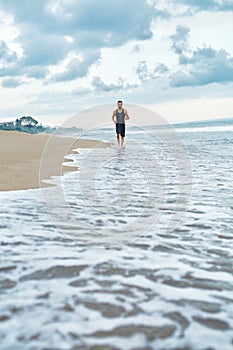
[0,0,233,126]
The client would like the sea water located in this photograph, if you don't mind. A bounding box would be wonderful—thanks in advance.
[0,118,233,349]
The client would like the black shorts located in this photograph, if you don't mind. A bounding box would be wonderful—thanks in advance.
[116,123,125,137]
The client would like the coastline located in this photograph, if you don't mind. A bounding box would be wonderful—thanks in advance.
[0,130,110,192]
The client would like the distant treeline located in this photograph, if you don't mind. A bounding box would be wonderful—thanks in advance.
[0,116,52,134]
[0,116,83,136]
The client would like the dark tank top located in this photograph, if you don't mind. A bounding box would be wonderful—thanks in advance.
[116,108,125,124]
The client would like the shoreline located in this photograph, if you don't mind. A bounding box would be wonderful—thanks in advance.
[0,130,110,192]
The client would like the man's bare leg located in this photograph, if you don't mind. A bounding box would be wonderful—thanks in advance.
[121,137,125,147]
[117,134,121,146]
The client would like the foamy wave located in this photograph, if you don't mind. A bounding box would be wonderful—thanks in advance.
[176,125,233,133]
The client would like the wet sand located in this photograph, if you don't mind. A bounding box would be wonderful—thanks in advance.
[0,130,110,191]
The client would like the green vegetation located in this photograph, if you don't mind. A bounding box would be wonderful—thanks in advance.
[0,116,83,136]
[0,116,54,134]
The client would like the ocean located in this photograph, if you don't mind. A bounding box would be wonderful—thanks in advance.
[1,118,233,349]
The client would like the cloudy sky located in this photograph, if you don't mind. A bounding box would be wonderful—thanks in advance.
[0,0,233,125]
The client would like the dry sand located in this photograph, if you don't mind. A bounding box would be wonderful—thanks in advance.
[0,130,110,191]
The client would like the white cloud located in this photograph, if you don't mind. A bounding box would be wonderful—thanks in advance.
[176,0,233,12]
[136,61,168,82]
[1,77,23,88]
[170,26,190,56]
[50,50,101,82]
[169,25,233,87]
[0,0,158,83]
[0,40,17,62]
[0,0,232,123]
[92,76,137,93]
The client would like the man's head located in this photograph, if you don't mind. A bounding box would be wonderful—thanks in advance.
[117,100,123,108]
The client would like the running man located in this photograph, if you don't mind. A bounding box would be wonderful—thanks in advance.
[112,100,130,147]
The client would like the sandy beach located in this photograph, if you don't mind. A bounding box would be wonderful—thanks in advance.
[0,130,109,191]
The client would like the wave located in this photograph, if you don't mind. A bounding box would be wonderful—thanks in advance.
[176,125,233,133]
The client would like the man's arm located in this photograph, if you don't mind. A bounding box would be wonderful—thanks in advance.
[125,109,130,120]
[112,110,116,124]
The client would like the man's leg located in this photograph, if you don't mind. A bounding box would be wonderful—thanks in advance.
[117,134,121,146]
[116,123,121,146]
[121,124,125,147]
